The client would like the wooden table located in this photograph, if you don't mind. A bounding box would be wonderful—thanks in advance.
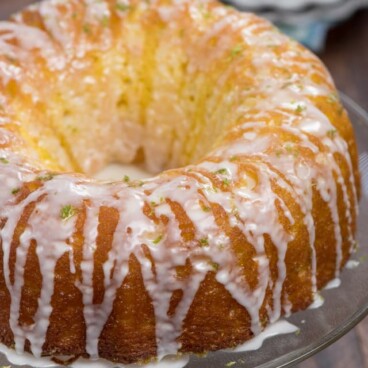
[0,1,367,368]
[299,9,368,368]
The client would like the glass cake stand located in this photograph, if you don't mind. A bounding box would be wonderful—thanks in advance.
[182,93,368,368]
[0,93,367,367]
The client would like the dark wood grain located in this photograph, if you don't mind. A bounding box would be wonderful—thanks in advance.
[320,9,368,111]
[0,0,34,18]
[299,9,368,368]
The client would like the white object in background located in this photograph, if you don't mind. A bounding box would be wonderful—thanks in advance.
[226,0,368,24]
[229,0,342,10]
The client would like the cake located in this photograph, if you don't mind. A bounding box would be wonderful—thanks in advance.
[0,0,360,364]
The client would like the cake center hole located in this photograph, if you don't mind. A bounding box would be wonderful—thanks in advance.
[93,163,152,181]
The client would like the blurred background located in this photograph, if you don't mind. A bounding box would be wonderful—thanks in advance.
[0,1,367,367]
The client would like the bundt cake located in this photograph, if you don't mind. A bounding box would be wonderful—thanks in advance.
[0,0,360,365]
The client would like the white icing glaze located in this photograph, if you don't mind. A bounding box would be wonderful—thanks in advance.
[229,320,299,353]
[0,342,190,368]
[324,278,341,290]
[346,259,360,269]
[308,294,325,310]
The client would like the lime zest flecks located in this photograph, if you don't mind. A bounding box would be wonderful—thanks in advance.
[327,92,339,104]
[123,175,130,183]
[36,173,55,181]
[101,15,109,27]
[153,235,163,245]
[284,143,299,158]
[60,205,77,221]
[36,173,55,182]
[230,45,243,59]
[209,261,219,271]
[200,203,211,212]
[215,168,228,175]
[116,2,131,12]
[199,238,209,247]
[275,149,283,158]
[0,157,9,164]
[130,180,145,188]
[352,241,359,252]
[83,23,91,34]
[198,3,211,19]
[327,129,337,139]
[11,188,20,195]
[285,144,293,154]
[295,104,306,114]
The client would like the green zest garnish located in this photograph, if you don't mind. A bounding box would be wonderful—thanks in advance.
[210,262,219,271]
[230,45,243,58]
[123,175,130,183]
[116,2,130,11]
[198,3,211,19]
[285,144,293,154]
[83,23,91,34]
[36,173,54,182]
[275,149,283,158]
[60,205,76,221]
[295,104,305,114]
[223,178,231,186]
[327,93,338,104]
[352,241,359,251]
[201,204,210,212]
[129,180,144,188]
[327,129,337,139]
[153,235,163,244]
[215,168,228,175]
[101,16,109,27]
[199,238,209,247]
[11,188,20,195]
[0,157,9,164]
[277,143,299,158]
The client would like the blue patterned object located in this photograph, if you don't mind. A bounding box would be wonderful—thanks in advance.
[277,22,331,52]
[223,0,368,52]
